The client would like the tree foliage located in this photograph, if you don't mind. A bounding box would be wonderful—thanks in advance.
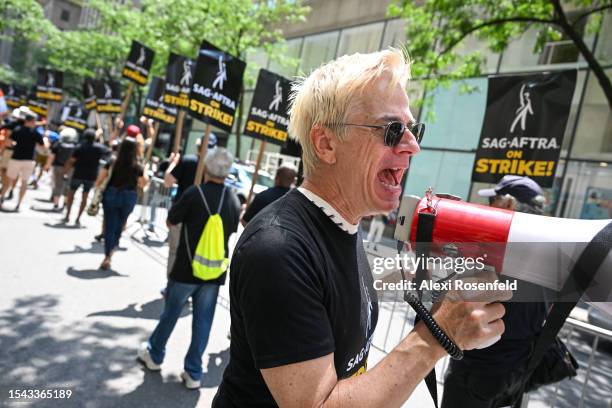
[389,0,612,111]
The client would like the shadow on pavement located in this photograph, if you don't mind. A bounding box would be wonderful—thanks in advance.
[30,206,62,213]
[138,235,167,248]
[59,243,105,255]
[88,298,190,320]
[0,295,202,408]
[201,347,230,388]
[66,266,127,279]
[43,221,81,230]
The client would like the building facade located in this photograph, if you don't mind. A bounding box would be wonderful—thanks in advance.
[229,0,611,220]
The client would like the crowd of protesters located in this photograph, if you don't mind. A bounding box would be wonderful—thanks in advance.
[0,103,301,391]
[0,44,573,407]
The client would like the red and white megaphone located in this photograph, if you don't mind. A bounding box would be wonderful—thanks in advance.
[394,191,612,311]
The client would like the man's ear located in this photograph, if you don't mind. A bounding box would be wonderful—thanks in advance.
[310,124,337,165]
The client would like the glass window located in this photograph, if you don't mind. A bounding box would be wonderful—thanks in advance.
[404,150,476,200]
[570,69,612,161]
[407,80,424,122]
[419,78,488,150]
[595,11,612,65]
[555,160,612,219]
[299,31,340,74]
[268,38,302,78]
[499,26,590,72]
[336,22,384,57]
[380,19,406,49]
[245,48,269,90]
[60,9,70,22]
[452,35,500,74]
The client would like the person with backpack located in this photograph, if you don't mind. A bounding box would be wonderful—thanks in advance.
[138,147,241,390]
[48,127,77,211]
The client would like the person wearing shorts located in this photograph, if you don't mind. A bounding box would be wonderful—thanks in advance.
[63,128,109,225]
[49,128,77,210]
[0,108,45,211]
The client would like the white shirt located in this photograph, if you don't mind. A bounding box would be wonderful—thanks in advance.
[297,187,358,235]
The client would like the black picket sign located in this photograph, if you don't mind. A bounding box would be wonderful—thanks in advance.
[122,40,155,86]
[83,79,97,111]
[62,103,88,131]
[472,71,577,187]
[143,76,177,125]
[243,69,291,147]
[95,80,122,114]
[164,53,194,108]
[1,83,27,109]
[36,68,63,102]
[188,40,246,132]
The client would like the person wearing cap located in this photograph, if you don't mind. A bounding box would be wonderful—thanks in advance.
[163,133,218,277]
[137,147,241,389]
[47,128,78,211]
[441,175,548,408]
[241,163,297,226]
[477,175,546,215]
[63,128,110,225]
[0,106,48,211]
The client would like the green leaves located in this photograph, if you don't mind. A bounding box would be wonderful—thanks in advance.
[388,0,612,112]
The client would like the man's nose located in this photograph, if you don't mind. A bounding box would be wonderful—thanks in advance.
[393,128,420,156]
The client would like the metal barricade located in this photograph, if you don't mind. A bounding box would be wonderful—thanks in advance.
[138,176,174,233]
[371,291,612,408]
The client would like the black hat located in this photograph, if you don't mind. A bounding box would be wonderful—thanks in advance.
[478,175,543,204]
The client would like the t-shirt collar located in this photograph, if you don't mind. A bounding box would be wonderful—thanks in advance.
[297,187,358,235]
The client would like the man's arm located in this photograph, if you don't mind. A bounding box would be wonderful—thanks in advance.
[164,152,181,188]
[261,300,505,408]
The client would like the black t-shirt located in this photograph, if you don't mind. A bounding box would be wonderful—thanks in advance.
[51,141,76,166]
[242,186,291,223]
[72,142,109,181]
[104,159,144,191]
[214,190,379,407]
[170,154,198,202]
[168,182,241,285]
[7,123,44,160]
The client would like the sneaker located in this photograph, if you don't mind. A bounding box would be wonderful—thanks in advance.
[137,342,161,371]
[94,234,104,242]
[180,371,201,389]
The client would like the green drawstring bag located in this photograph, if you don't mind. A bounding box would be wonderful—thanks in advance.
[184,185,228,281]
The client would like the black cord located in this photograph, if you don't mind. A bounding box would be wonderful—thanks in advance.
[396,240,463,360]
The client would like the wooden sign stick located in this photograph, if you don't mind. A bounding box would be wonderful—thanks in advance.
[173,110,186,153]
[193,123,212,185]
[246,140,267,205]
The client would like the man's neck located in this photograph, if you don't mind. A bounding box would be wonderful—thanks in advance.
[301,177,361,225]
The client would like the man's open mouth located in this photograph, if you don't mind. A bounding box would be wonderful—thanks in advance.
[377,168,403,188]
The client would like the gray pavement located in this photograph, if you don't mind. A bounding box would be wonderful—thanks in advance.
[0,179,229,407]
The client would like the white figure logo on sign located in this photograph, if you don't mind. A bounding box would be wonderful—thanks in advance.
[46,72,55,88]
[136,46,146,66]
[180,60,192,86]
[104,83,112,99]
[510,84,534,133]
[212,55,227,91]
[268,80,282,112]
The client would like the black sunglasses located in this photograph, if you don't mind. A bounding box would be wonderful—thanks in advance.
[330,121,425,147]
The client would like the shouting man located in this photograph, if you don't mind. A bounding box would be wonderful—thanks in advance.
[214,49,507,407]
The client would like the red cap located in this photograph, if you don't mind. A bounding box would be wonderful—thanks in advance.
[126,125,141,137]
